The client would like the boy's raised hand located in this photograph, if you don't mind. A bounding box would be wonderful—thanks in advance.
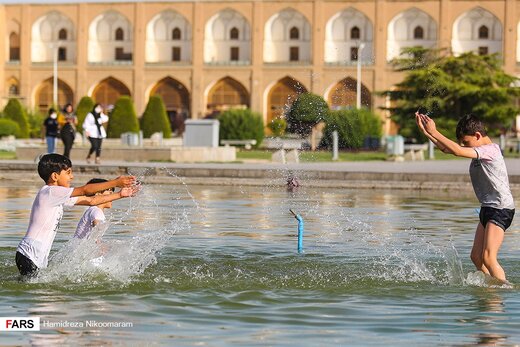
[120,184,141,198]
[115,175,136,188]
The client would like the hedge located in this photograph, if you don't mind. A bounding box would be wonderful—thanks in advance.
[218,108,264,147]
[3,98,29,138]
[107,96,140,138]
[141,95,172,138]
[320,108,383,150]
[0,118,20,137]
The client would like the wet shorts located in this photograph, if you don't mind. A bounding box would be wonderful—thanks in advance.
[15,251,38,277]
[479,207,515,231]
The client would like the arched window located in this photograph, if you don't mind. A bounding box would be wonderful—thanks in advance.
[350,26,360,39]
[58,28,67,40]
[478,25,489,39]
[172,27,181,40]
[413,26,424,39]
[9,32,20,61]
[289,27,299,40]
[8,84,18,96]
[230,27,239,40]
[115,27,124,41]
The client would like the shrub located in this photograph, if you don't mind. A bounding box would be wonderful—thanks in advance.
[140,95,172,138]
[286,92,329,136]
[218,108,264,147]
[76,96,95,134]
[0,118,20,137]
[320,108,383,150]
[107,96,140,138]
[3,98,29,138]
[268,118,287,137]
[25,109,45,138]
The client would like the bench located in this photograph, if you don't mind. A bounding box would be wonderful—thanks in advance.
[403,143,428,161]
[221,139,257,150]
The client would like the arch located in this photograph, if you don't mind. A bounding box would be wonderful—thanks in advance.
[88,10,133,63]
[264,8,311,63]
[35,77,74,114]
[413,26,424,39]
[387,8,437,61]
[91,77,131,108]
[172,27,181,40]
[204,9,251,64]
[7,77,19,96]
[31,11,76,63]
[327,77,371,110]
[206,77,249,117]
[266,76,307,124]
[230,27,239,40]
[9,32,20,61]
[145,10,191,63]
[325,8,373,64]
[150,77,191,134]
[452,7,502,56]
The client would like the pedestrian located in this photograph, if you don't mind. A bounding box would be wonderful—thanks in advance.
[83,103,109,164]
[42,108,59,154]
[60,103,77,159]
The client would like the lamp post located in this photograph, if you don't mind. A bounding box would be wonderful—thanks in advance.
[356,42,366,109]
[53,43,58,107]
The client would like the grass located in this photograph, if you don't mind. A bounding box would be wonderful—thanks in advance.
[237,149,387,162]
[0,151,16,160]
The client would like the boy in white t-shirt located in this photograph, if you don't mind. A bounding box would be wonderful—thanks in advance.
[15,153,139,277]
[416,112,515,284]
[74,178,114,240]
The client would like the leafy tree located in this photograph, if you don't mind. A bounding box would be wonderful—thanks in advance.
[218,108,264,147]
[25,108,45,138]
[76,96,95,134]
[320,108,382,149]
[140,95,172,138]
[107,96,140,138]
[286,92,329,136]
[3,98,29,138]
[382,47,520,140]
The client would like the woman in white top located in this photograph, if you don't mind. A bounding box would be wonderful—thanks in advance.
[82,104,109,164]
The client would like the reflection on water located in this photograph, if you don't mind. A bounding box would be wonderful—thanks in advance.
[0,179,519,345]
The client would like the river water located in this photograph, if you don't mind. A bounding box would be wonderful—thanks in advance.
[1,177,519,345]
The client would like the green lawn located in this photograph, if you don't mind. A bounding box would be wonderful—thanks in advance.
[237,150,387,162]
[0,151,16,160]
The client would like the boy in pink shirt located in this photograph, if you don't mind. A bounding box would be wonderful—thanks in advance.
[416,112,515,284]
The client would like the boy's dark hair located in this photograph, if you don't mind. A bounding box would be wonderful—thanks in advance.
[86,178,114,193]
[456,114,487,141]
[37,153,72,182]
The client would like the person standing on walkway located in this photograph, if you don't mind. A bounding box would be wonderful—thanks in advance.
[42,108,59,154]
[83,103,109,164]
[60,103,77,159]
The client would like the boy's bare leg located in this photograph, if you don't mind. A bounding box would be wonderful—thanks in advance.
[471,223,490,274]
[482,223,506,282]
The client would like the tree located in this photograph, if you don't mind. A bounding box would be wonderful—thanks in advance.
[140,95,172,138]
[3,98,29,138]
[286,92,329,136]
[382,47,520,140]
[107,96,140,138]
[320,108,382,150]
[76,96,95,134]
[218,108,264,147]
[0,118,20,137]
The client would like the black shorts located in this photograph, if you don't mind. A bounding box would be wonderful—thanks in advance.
[479,207,515,231]
[15,251,39,277]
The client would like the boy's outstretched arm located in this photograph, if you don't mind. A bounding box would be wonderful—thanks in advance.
[418,113,477,159]
[72,175,136,197]
[415,112,452,154]
[75,185,139,206]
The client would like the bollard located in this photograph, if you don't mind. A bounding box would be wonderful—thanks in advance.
[332,130,339,161]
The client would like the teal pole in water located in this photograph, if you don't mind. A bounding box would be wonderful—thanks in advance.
[290,209,304,253]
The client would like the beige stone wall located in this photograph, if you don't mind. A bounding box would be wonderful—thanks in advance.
[2,0,520,135]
